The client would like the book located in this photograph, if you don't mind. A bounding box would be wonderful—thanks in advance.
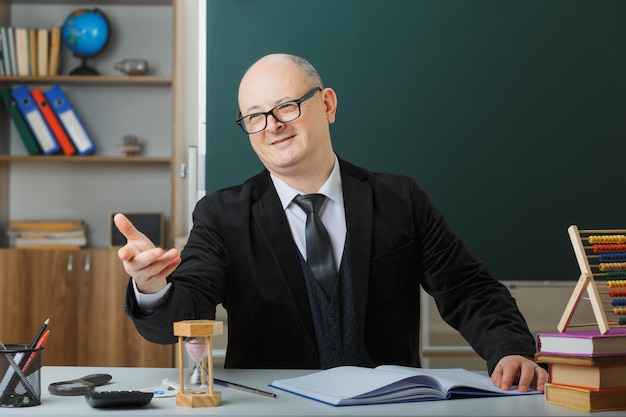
[37,28,48,76]
[12,229,85,239]
[0,27,9,75]
[269,365,540,406]
[11,85,60,155]
[31,87,76,155]
[7,220,86,249]
[6,27,18,75]
[7,220,85,233]
[0,26,14,75]
[14,27,30,76]
[535,352,626,367]
[537,328,626,356]
[545,383,626,412]
[47,26,61,76]
[29,28,37,77]
[44,85,95,155]
[549,362,626,390]
[15,235,87,248]
[13,243,84,250]
[0,85,41,155]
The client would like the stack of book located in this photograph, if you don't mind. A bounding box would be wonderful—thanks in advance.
[536,328,626,412]
[0,25,61,76]
[6,220,87,249]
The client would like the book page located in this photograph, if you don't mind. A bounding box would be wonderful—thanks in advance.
[270,365,541,406]
[270,366,445,405]
[376,365,540,395]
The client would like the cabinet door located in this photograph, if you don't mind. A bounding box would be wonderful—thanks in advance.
[76,249,173,367]
[0,249,32,346]
[27,249,81,366]
[0,249,81,366]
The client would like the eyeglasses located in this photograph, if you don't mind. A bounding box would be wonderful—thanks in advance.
[236,87,322,134]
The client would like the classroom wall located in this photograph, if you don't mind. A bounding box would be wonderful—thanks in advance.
[204,0,626,282]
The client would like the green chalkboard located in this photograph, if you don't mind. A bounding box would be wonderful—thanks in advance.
[205,0,626,281]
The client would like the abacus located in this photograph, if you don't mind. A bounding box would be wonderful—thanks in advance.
[558,225,626,334]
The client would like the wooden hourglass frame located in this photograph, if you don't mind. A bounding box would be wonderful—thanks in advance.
[173,320,223,407]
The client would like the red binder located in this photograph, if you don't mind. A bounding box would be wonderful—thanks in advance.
[31,87,76,156]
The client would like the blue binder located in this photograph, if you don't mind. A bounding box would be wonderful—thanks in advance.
[44,85,95,155]
[11,85,60,155]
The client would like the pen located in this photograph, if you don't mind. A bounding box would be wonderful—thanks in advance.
[214,378,277,398]
[30,318,49,349]
[162,377,277,398]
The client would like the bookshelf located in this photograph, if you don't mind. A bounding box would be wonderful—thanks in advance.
[0,0,196,367]
[0,0,183,249]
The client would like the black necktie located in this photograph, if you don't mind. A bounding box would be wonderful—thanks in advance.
[293,194,337,299]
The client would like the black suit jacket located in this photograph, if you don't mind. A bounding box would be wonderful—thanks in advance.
[125,158,536,373]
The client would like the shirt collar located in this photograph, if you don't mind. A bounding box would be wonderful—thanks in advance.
[271,154,344,210]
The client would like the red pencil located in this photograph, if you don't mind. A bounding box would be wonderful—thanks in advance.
[21,329,49,377]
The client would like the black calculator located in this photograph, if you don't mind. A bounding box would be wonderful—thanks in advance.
[84,390,153,408]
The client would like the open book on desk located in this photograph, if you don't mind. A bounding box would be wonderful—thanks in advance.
[270,365,542,406]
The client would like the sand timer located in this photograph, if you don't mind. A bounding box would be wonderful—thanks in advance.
[173,320,223,407]
[185,337,209,393]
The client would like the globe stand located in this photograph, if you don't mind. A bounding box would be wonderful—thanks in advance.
[173,320,223,408]
[69,56,99,75]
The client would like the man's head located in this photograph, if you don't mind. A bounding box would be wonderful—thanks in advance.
[237,54,338,189]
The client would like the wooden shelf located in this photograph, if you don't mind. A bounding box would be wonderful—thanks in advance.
[0,75,171,85]
[10,0,170,4]
[0,155,171,163]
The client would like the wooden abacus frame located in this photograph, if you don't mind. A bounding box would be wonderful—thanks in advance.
[558,225,626,334]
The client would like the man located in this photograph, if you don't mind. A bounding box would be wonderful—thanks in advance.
[116,53,547,392]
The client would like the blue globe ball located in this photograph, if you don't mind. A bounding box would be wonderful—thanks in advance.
[62,9,110,58]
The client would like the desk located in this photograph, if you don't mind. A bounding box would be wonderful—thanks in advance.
[2,366,625,416]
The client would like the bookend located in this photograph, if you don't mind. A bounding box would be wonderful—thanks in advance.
[173,320,223,407]
[558,225,626,334]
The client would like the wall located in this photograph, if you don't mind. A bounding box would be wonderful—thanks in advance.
[201,0,625,369]
[204,0,626,283]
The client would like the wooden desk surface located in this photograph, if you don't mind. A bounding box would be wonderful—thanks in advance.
[1,366,624,416]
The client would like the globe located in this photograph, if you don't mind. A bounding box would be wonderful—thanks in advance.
[61,8,110,75]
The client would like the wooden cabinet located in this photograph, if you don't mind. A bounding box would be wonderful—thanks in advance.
[0,248,173,367]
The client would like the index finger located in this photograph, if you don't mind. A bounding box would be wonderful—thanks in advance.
[113,213,146,242]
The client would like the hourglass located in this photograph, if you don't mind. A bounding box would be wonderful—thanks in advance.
[184,337,209,393]
[173,320,223,407]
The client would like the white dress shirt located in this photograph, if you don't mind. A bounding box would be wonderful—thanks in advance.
[271,154,346,272]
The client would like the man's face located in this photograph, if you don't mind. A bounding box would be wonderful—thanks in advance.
[237,58,336,178]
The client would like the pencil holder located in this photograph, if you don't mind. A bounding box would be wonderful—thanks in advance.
[0,344,43,407]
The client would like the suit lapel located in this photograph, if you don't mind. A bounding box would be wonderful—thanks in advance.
[251,173,317,348]
[339,160,373,335]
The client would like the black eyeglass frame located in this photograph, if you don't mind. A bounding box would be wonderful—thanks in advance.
[236,87,323,134]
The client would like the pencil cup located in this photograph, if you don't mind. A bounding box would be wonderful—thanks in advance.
[0,344,43,407]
